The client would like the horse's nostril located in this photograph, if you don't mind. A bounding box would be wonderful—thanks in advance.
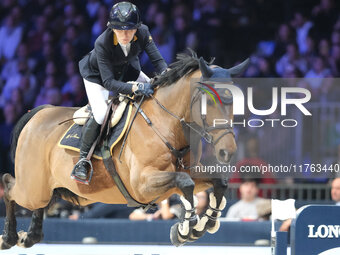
[219,149,226,157]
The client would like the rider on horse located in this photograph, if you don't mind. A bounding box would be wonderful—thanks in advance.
[73,1,168,182]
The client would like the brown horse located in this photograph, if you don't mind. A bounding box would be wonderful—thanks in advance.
[0,52,248,249]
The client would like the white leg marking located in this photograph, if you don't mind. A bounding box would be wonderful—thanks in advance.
[207,193,227,234]
[178,196,193,236]
[17,231,27,248]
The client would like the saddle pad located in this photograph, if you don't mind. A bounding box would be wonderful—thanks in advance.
[58,103,132,159]
[73,97,128,127]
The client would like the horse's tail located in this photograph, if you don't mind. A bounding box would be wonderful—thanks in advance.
[10,104,52,163]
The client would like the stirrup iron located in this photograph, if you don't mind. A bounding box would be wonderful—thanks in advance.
[71,158,94,185]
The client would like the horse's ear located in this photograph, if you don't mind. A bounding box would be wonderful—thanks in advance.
[227,58,250,77]
[199,57,213,78]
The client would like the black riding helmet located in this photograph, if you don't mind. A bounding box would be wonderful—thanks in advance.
[107,2,142,30]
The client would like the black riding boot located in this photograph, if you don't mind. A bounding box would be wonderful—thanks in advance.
[73,117,101,181]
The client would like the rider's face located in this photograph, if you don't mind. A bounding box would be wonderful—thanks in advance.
[113,29,137,45]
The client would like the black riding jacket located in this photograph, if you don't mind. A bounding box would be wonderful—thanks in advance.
[79,24,167,94]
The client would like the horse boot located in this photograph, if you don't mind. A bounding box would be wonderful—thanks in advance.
[71,117,101,183]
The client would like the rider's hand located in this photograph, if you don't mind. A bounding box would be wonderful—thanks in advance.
[133,82,154,97]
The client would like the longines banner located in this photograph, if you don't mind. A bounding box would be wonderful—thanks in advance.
[291,205,340,255]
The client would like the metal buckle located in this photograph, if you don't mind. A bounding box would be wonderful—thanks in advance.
[178,157,185,169]
[203,132,213,144]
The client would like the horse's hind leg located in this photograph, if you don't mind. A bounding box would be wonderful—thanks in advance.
[17,208,44,248]
[169,172,198,246]
[0,174,18,250]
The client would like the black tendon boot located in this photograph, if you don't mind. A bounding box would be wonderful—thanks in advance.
[72,117,101,183]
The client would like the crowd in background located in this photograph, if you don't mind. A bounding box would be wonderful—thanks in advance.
[0,0,340,218]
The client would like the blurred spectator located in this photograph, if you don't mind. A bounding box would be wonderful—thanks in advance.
[276,42,308,76]
[144,2,160,29]
[60,41,76,64]
[195,190,210,217]
[129,194,181,221]
[61,61,80,93]
[290,11,313,55]
[305,56,331,78]
[230,136,277,192]
[312,0,338,40]
[27,16,47,55]
[304,57,332,99]
[64,25,88,60]
[173,16,195,57]
[0,13,23,61]
[141,12,174,73]
[44,88,62,106]
[329,44,340,76]
[91,5,109,45]
[86,0,101,22]
[34,75,58,107]
[151,12,175,64]
[194,0,222,61]
[10,88,24,116]
[62,74,87,107]
[331,178,340,205]
[304,36,317,63]
[0,102,19,175]
[318,39,330,60]
[1,43,36,82]
[63,3,78,27]
[225,178,266,221]
[273,24,295,59]
[1,58,37,105]
[257,57,275,77]
[18,75,38,109]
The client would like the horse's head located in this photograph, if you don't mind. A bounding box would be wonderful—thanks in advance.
[191,57,249,164]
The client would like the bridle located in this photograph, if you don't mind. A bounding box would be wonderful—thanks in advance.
[189,82,235,145]
[146,82,235,167]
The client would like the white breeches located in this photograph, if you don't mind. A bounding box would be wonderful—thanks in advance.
[84,71,150,124]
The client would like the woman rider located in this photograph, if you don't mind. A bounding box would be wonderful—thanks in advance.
[72,2,168,183]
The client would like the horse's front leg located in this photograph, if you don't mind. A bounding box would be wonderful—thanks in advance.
[134,169,197,246]
[169,172,198,247]
[190,178,227,241]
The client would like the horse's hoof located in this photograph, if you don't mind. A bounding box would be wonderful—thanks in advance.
[207,220,220,234]
[17,231,28,248]
[0,235,11,250]
[170,222,187,247]
[189,229,206,242]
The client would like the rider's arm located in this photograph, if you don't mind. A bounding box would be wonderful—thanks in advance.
[95,40,134,94]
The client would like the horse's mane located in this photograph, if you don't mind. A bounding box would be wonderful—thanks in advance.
[152,49,212,87]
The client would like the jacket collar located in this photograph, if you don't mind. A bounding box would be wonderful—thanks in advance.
[113,32,138,46]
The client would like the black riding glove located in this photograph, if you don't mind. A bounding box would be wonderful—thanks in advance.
[134,82,154,97]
